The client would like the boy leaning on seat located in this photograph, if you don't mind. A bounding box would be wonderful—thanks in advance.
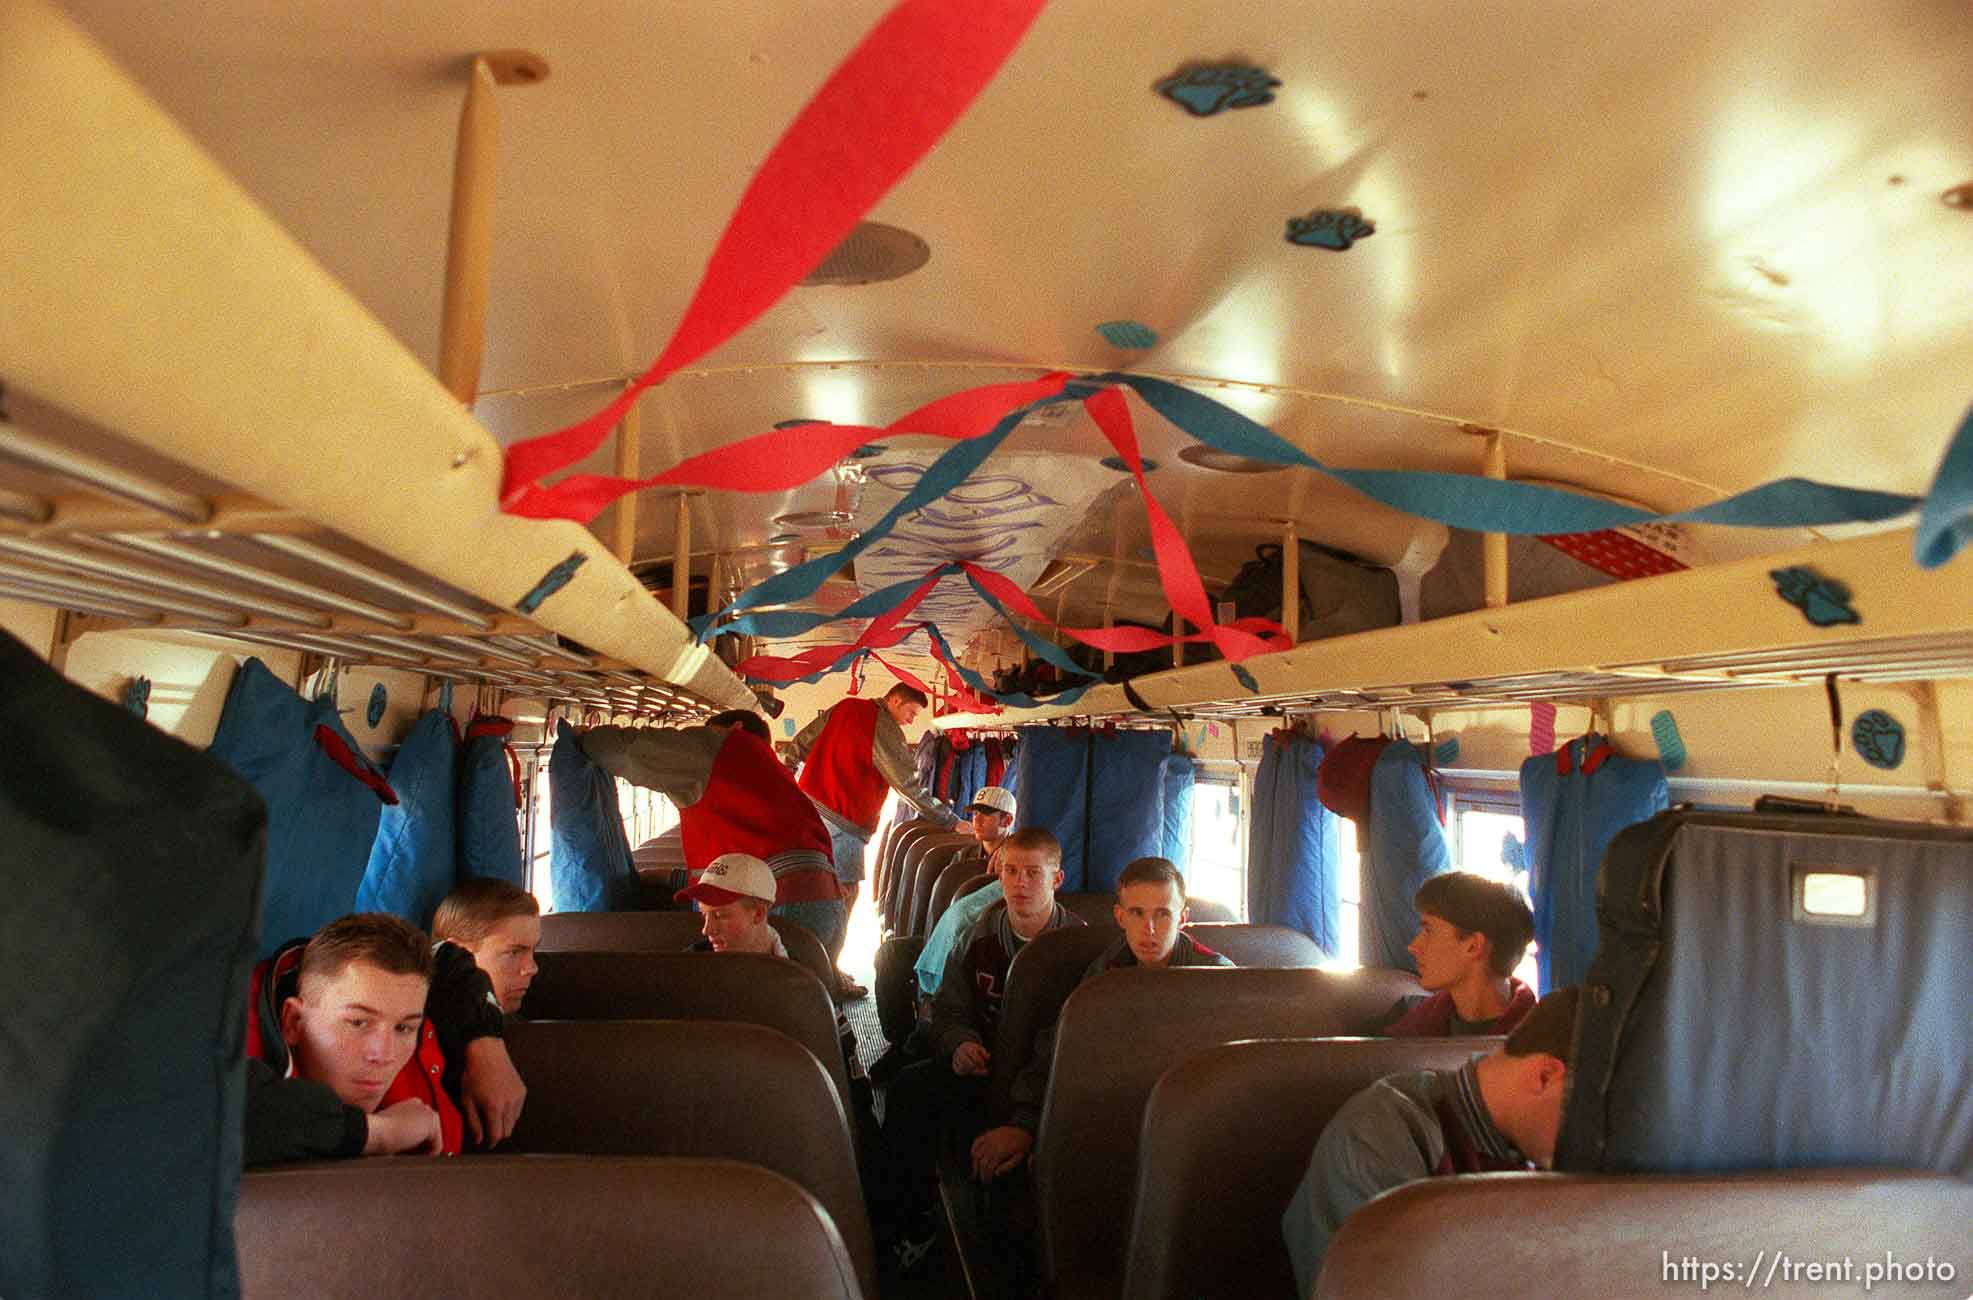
[243,880,538,1166]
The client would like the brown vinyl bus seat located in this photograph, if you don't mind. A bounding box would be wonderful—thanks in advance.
[1181,922,1325,967]
[1034,966,1425,1299]
[535,909,836,994]
[925,854,988,933]
[1180,895,1237,922]
[522,951,851,1111]
[631,827,686,869]
[1316,1170,1973,1299]
[236,1156,866,1299]
[987,924,1120,1120]
[892,831,971,936]
[986,922,1337,1122]
[878,821,941,925]
[500,1019,876,1296]
[909,841,982,936]
[630,830,690,910]
[873,815,932,910]
[1123,1036,1500,1300]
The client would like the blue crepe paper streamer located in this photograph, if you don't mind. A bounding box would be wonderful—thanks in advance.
[1915,403,1973,569]
[707,377,1973,711]
[1648,709,1687,773]
[1433,736,1460,765]
[1103,373,1927,539]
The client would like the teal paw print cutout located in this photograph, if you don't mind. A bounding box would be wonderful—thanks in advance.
[1769,566,1860,627]
[1286,208,1375,250]
[1156,64,1280,116]
[1850,709,1905,769]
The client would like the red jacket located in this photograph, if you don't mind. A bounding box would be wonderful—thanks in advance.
[1385,977,1536,1038]
[247,941,463,1157]
[681,729,840,904]
[797,698,891,832]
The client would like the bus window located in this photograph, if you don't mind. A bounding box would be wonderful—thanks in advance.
[1445,792,1540,992]
[1333,818,1362,969]
[1186,775,1247,918]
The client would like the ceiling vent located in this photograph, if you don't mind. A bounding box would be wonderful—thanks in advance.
[800,222,930,286]
[1176,444,1288,474]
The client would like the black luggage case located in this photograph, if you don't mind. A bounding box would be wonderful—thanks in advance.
[1558,805,1972,1177]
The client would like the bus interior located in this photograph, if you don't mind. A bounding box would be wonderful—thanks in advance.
[2,0,1970,1296]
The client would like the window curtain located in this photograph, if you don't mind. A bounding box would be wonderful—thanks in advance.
[1358,743,1452,971]
[1520,734,1669,990]
[1246,731,1341,955]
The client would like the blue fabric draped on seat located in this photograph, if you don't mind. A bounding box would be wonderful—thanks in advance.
[547,719,636,912]
[457,714,526,886]
[1358,742,1452,971]
[1521,734,1669,989]
[206,658,392,956]
[1246,732,1340,955]
[356,707,458,927]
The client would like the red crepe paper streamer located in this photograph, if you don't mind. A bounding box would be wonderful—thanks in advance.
[501,0,1048,518]
[508,371,1073,522]
[1075,388,1287,661]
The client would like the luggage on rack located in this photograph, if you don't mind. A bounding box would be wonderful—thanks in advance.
[1558,804,1973,1177]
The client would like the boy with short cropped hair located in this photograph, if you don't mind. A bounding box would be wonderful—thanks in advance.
[1385,871,1537,1037]
[676,853,879,1168]
[878,828,1083,1268]
[431,877,541,1014]
[984,857,1235,1193]
[244,913,458,1164]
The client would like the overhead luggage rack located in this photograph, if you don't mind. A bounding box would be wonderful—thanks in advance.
[936,527,1973,726]
[0,411,723,719]
[0,0,754,721]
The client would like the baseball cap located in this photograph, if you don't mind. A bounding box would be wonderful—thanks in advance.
[965,786,1016,818]
[675,852,777,907]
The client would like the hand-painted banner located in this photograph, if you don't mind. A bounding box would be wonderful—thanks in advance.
[690,396,1065,635]
[499,0,1047,515]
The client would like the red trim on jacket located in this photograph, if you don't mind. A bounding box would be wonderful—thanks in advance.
[681,729,841,903]
[797,698,890,832]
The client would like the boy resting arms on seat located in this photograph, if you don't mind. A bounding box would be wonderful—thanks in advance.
[244,914,458,1163]
[1283,986,1580,1294]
